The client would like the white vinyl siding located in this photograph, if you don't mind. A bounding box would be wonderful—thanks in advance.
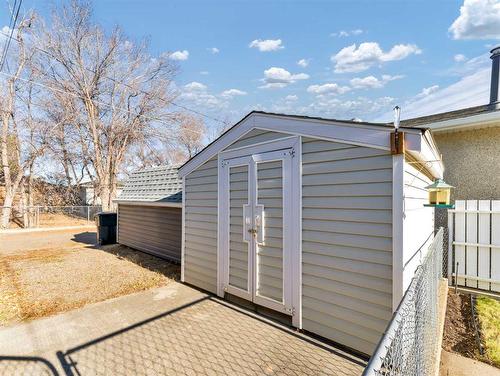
[402,161,434,290]
[118,204,181,262]
[301,137,393,355]
[184,157,218,293]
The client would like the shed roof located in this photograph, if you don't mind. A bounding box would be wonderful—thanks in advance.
[178,110,441,178]
[116,165,182,206]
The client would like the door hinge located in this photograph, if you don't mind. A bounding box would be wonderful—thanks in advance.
[286,307,296,315]
[289,149,295,158]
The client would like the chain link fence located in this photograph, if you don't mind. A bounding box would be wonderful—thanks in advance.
[9,205,102,228]
[363,228,444,376]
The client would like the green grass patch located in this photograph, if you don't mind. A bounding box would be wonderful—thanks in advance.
[476,296,500,367]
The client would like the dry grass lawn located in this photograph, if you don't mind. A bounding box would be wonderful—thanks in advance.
[9,213,91,229]
[0,244,179,325]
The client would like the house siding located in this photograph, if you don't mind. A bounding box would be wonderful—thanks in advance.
[434,127,500,200]
[301,137,393,355]
[118,204,181,262]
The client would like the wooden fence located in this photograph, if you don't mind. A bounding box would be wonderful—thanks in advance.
[448,200,500,292]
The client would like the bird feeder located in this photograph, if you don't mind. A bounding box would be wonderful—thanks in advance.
[424,178,454,208]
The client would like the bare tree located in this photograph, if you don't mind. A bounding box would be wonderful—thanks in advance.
[175,113,206,161]
[0,13,47,228]
[37,1,178,210]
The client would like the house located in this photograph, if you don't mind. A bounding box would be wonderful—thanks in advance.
[79,181,124,206]
[401,46,500,202]
[178,111,443,355]
[114,166,182,262]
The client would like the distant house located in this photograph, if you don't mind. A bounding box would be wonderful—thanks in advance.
[114,166,182,262]
[79,182,123,206]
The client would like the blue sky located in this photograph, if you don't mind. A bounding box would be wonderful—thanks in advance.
[1,0,499,130]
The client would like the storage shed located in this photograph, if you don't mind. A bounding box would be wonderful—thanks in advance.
[115,166,182,262]
[178,111,444,355]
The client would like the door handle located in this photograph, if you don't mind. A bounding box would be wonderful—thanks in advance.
[247,228,257,235]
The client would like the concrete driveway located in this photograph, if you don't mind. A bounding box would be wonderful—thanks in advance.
[0,282,365,375]
[0,226,96,254]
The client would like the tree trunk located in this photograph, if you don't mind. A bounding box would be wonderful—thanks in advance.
[100,183,111,211]
[20,181,28,228]
[1,194,13,229]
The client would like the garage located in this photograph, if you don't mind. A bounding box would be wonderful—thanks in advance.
[115,166,182,262]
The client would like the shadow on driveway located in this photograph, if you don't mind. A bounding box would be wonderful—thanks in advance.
[70,231,97,246]
[53,296,364,376]
[0,355,59,376]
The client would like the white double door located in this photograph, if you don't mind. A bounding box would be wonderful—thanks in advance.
[220,147,294,315]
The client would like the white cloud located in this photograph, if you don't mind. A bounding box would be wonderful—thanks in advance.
[297,59,310,68]
[169,50,189,61]
[285,95,298,101]
[332,42,422,73]
[199,71,209,75]
[449,0,500,40]
[307,83,350,95]
[221,89,247,99]
[249,39,284,52]
[184,81,207,91]
[0,26,12,43]
[306,96,395,120]
[376,67,490,121]
[415,85,440,99]
[260,67,309,89]
[350,74,403,89]
[330,29,363,38]
[180,81,225,109]
[454,53,467,62]
[208,47,220,54]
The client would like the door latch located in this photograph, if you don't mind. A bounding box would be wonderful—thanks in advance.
[247,228,258,235]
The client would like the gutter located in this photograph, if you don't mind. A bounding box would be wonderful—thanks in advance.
[425,110,500,133]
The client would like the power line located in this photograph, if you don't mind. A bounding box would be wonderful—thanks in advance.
[0,0,22,72]
[0,70,209,138]
[0,28,229,126]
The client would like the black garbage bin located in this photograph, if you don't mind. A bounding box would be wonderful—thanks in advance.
[95,212,117,245]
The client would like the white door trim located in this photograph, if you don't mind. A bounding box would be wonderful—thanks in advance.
[218,155,254,300]
[217,136,301,325]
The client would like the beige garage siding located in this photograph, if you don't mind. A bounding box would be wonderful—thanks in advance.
[301,137,393,355]
[118,204,181,262]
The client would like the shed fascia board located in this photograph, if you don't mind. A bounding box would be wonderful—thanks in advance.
[424,110,500,133]
[178,112,423,178]
[114,200,182,208]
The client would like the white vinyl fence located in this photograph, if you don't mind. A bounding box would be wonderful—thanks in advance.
[448,200,500,292]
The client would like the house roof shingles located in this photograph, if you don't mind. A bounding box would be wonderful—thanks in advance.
[118,165,182,204]
[398,104,499,128]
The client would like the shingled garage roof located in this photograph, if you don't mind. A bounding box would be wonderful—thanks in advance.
[116,166,182,206]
